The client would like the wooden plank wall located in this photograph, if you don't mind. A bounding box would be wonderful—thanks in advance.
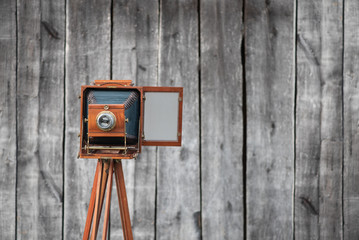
[344,1,359,240]
[295,1,343,240]
[0,1,16,239]
[16,1,65,239]
[245,0,294,239]
[1,0,359,239]
[200,1,244,239]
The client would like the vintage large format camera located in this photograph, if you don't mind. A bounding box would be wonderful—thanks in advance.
[79,80,183,159]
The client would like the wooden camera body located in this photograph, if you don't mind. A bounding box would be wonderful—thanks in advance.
[79,80,183,159]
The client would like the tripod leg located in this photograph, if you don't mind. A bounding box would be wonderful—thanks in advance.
[102,159,114,240]
[114,160,133,240]
[90,160,104,240]
[83,161,102,240]
[91,160,109,240]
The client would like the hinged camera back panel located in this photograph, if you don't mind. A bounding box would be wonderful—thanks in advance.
[142,87,183,146]
[79,80,183,159]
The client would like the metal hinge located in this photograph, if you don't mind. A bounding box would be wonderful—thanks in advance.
[143,95,146,101]
[179,97,182,102]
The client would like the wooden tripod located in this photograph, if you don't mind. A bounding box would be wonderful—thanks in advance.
[83,159,133,240]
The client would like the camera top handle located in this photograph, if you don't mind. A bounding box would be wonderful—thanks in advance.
[93,80,134,87]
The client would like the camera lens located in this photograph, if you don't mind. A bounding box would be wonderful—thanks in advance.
[96,112,116,131]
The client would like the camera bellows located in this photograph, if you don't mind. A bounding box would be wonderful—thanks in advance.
[86,90,140,140]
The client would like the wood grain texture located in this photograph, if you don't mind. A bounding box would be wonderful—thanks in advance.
[0,0,16,238]
[16,0,65,239]
[295,1,343,239]
[245,0,294,239]
[343,0,359,239]
[111,0,158,239]
[200,0,244,239]
[294,1,322,238]
[64,0,111,238]
[157,0,201,239]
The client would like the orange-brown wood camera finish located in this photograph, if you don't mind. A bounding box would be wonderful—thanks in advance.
[88,104,126,137]
[79,81,183,159]
[94,80,133,87]
[79,83,143,159]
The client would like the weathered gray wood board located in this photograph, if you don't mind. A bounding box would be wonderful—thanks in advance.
[64,0,111,238]
[295,1,343,239]
[294,1,322,238]
[16,0,64,239]
[245,0,294,239]
[156,0,201,239]
[343,0,359,239]
[200,0,244,239]
[0,0,16,239]
[111,0,159,239]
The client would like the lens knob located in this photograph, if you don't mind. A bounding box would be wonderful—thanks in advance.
[96,111,116,131]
